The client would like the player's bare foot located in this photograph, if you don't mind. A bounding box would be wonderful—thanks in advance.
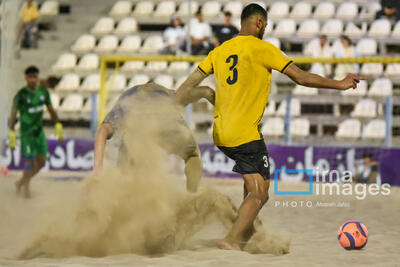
[15,180,23,195]
[218,239,241,251]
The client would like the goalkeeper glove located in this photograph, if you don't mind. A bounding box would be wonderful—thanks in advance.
[55,122,64,142]
[8,129,17,150]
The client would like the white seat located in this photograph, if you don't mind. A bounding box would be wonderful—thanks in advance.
[263,100,276,116]
[368,78,393,97]
[310,63,326,77]
[121,61,145,73]
[199,75,216,90]
[313,2,335,19]
[261,117,284,137]
[50,93,60,109]
[356,38,377,56]
[39,0,59,17]
[336,2,358,20]
[153,1,176,18]
[117,35,141,53]
[55,73,80,92]
[201,1,222,18]
[360,63,383,78]
[71,34,96,53]
[264,20,274,36]
[80,74,100,92]
[274,19,296,38]
[82,96,95,114]
[140,35,164,53]
[385,64,400,78]
[154,74,174,89]
[269,1,289,20]
[344,22,365,38]
[368,19,391,38]
[109,1,133,18]
[107,74,127,92]
[91,17,115,36]
[76,53,99,72]
[263,37,280,49]
[290,2,311,19]
[392,21,400,38]
[223,1,243,18]
[128,74,150,88]
[168,61,190,73]
[114,18,138,36]
[132,1,154,17]
[362,120,386,140]
[297,19,320,38]
[321,19,343,38]
[52,53,77,73]
[177,1,199,17]
[59,93,84,113]
[341,80,367,96]
[336,119,361,139]
[95,35,118,53]
[359,2,381,20]
[276,98,301,117]
[291,118,310,137]
[351,99,377,118]
[293,85,318,96]
[145,61,168,72]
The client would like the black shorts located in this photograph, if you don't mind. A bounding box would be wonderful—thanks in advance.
[218,139,271,180]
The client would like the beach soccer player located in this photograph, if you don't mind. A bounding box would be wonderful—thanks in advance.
[93,82,215,193]
[8,66,63,198]
[174,3,362,250]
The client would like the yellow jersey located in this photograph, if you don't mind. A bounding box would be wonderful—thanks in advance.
[20,4,39,23]
[198,35,293,147]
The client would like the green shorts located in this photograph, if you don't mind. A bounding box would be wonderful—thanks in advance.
[20,130,48,159]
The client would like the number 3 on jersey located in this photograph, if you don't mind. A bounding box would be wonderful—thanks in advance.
[226,55,238,85]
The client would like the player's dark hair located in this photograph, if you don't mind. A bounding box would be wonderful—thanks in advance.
[340,35,353,46]
[320,34,327,40]
[224,11,232,17]
[241,3,267,22]
[362,152,373,159]
[25,65,39,75]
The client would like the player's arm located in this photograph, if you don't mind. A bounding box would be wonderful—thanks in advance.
[93,123,114,175]
[8,107,18,131]
[46,103,64,141]
[174,69,207,106]
[285,64,361,90]
[46,104,60,124]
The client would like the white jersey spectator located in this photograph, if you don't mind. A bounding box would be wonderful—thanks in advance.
[189,11,213,55]
[161,16,185,54]
[334,35,360,80]
[304,35,333,77]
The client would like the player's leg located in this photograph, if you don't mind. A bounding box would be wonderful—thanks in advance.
[183,145,202,192]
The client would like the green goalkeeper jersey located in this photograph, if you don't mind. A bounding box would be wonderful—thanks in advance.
[12,85,51,136]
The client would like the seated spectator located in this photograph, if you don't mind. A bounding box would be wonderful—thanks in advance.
[304,35,333,77]
[376,0,400,21]
[189,10,213,55]
[355,153,379,184]
[18,0,40,48]
[214,11,239,47]
[334,35,360,80]
[161,16,185,55]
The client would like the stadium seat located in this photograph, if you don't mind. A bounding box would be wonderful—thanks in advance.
[132,1,154,17]
[269,1,289,20]
[309,63,326,77]
[201,1,222,18]
[391,21,400,38]
[145,61,168,73]
[274,19,296,38]
[362,119,386,140]
[356,38,377,56]
[75,53,99,72]
[39,0,59,17]
[52,53,77,73]
[359,2,381,20]
[297,19,320,38]
[293,85,318,96]
[223,1,243,18]
[91,17,115,36]
[321,19,343,37]
[109,1,133,18]
[177,1,199,17]
[117,35,141,53]
[313,2,335,19]
[368,78,393,97]
[50,93,60,109]
[153,1,176,18]
[121,61,145,73]
[140,35,164,53]
[107,74,127,92]
[336,2,358,20]
[154,74,174,89]
[80,74,100,92]
[276,98,301,117]
[263,20,274,36]
[335,119,361,139]
[199,75,216,90]
[71,34,96,54]
[341,80,367,96]
[291,118,310,137]
[59,93,84,113]
[344,22,365,38]
[95,35,118,53]
[263,37,280,49]
[168,62,190,74]
[261,117,284,137]
[114,18,138,36]
[290,2,312,19]
[263,100,276,116]
[351,99,377,118]
[385,64,400,78]
[360,63,384,78]
[55,73,80,92]
[128,74,150,88]
[82,97,95,117]
[368,19,391,38]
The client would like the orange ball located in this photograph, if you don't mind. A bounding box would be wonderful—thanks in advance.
[337,221,368,250]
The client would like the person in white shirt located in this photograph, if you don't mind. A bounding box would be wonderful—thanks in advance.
[190,11,213,55]
[161,16,185,54]
[304,35,333,77]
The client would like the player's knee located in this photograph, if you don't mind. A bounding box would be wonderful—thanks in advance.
[36,157,46,169]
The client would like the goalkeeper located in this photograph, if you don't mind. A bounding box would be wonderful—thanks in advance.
[8,66,63,198]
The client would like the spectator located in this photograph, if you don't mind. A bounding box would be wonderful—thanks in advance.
[304,35,333,77]
[161,16,185,55]
[214,11,239,47]
[18,0,40,48]
[376,0,400,21]
[355,153,379,184]
[334,35,360,80]
[189,10,213,55]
